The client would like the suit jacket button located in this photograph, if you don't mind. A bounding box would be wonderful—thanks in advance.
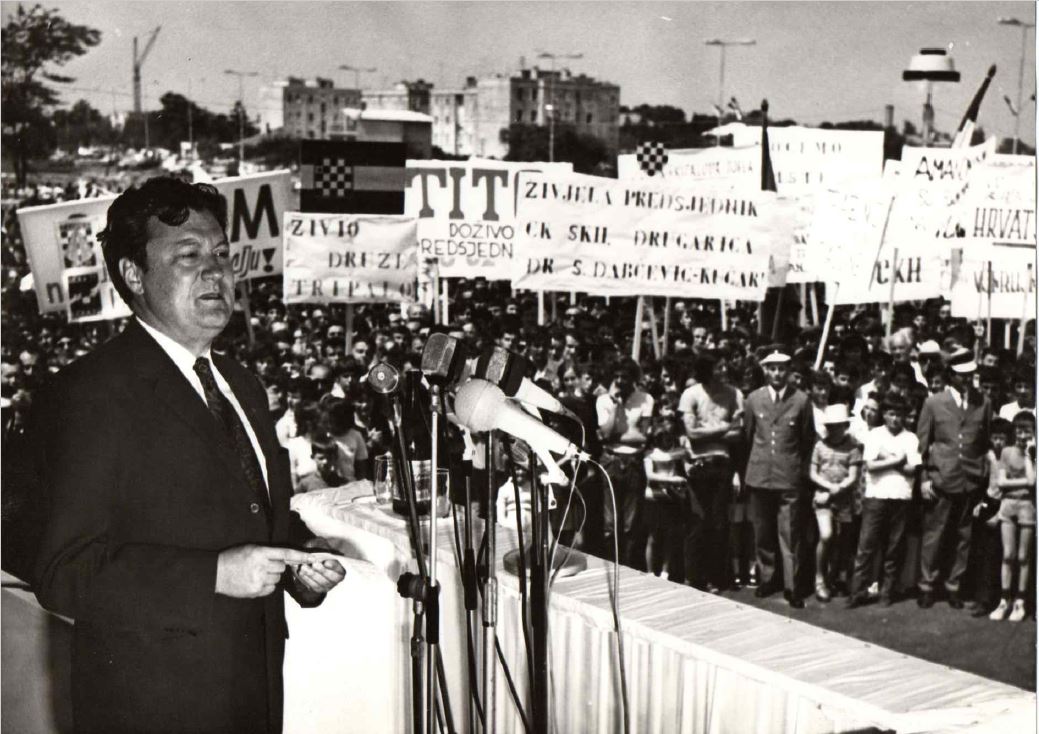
[249,502,261,514]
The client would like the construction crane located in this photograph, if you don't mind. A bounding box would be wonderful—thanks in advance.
[132,26,161,114]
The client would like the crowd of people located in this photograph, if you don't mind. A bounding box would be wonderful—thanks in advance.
[2,181,1036,621]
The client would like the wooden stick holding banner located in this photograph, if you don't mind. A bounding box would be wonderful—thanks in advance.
[721,299,728,331]
[345,304,354,356]
[986,261,993,347]
[1019,263,1033,358]
[885,247,899,340]
[798,284,808,327]
[237,282,255,348]
[814,283,839,370]
[647,297,662,360]
[770,287,784,341]
[662,297,671,356]
[441,278,450,327]
[632,296,645,361]
[431,259,442,325]
[537,291,545,326]
[809,283,820,325]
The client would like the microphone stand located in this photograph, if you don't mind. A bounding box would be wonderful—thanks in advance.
[529,446,550,734]
[426,384,443,734]
[382,381,454,734]
[481,432,499,733]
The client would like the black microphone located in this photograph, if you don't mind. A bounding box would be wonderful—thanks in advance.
[421,333,468,387]
[475,346,579,422]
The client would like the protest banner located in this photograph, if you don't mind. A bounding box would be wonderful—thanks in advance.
[282,212,418,304]
[949,241,1036,320]
[957,154,1035,246]
[884,138,996,249]
[618,126,884,194]
[18,170,293,315]
[404,159,573,280]
[511,171,794,301]
[62,267,132,323]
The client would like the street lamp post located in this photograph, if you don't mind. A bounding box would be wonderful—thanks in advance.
[704,38,756,134]
[224,69,259,163]
[998,16,1035,154]
[536,51,582,162]
[339,64,377,90]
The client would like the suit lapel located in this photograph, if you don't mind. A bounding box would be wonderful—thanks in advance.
[121,321,250,487]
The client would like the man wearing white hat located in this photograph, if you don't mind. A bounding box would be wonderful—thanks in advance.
[916,347,992,609]
[744,346,817,608]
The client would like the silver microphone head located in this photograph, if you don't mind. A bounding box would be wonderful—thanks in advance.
[367,362,400,395]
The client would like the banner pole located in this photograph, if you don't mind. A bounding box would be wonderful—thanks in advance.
[985,261,994,347]
[809,283,820,325]
[1019,263,1033,358]
[798,283,808,327]
[885,248,899,340]
[647,297,661,360]
[632,296,645,361]
[238,282,255,349]
[345,305,354,356]
[442,278,450,327]
[550,292,558,323]
[432,261,442,326]
[721,299,728,331]
[662,297,671,356]
[537,291,545,326]
[770,287,784,341]
[814,283,839,370]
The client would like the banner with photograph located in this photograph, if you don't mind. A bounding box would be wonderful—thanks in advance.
[18,170,293,315]
[282,212,418,304]
[404,159,573,280]
[511,171,794,301]
[62,267,132,323]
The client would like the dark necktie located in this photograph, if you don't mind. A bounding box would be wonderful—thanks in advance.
[193,357,270,516]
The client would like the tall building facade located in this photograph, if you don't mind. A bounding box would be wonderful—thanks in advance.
[363,67,620,159]
[258,77,362,138]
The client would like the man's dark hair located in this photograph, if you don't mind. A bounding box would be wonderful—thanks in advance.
[990,417,1014,439]
[880,393,907,415]
[98,176,228,304]
[809,369,832,390]
[889,362,915,383]
[691,353,717,384]
[1012,410,1036,431]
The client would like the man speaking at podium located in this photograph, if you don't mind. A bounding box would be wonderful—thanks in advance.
[30,177,344,733]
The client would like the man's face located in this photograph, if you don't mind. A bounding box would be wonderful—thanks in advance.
[883,408,905,433]
[939,304,951,320]
[122,209,233,351]
[1014,380,1034,406]
[861,399,881,426]
[928,373,946,394]
[763,363,788,390]
[1015,424,1035,448]
[579,371,595,393]
[913,314,928,332]
[499,332,516,350]
[981,353,999,369]
[991,432,1009,456]
[979,378,1000,402]
[692,327,708,350]
[890,340,911,362]
[834,371,852,389]
[810,382,830,405]
[351,341,370,363]
[313,448,337,477]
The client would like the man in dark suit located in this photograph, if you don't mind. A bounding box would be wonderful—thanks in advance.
[743,346,817,608]
[916,347,992,609]
[31,177,345,733]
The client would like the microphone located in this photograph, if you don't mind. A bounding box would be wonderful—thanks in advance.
[475,346,578,421]
[454,379,582,484]
[421,333,468,387]
[368,362,401,395]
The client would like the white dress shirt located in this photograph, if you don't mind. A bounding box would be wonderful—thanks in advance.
[137,318,269,489]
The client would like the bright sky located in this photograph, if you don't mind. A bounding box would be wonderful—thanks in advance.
[14,1,1037,146]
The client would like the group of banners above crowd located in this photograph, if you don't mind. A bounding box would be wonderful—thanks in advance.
[16,124,1037,326]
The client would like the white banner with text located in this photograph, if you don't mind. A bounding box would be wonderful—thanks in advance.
[282,213,418,304]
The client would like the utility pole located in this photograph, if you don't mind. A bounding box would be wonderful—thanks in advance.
[536,51,582,163]
[225,69,259,164]
[339,64,377,90]
[998,16,1035,154]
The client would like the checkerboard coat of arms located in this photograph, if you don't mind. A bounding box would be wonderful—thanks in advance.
[635,141,668,177]
[56,213,101,268]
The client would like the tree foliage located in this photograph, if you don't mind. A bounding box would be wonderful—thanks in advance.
[504,124,609,174]
[2,4,101,182]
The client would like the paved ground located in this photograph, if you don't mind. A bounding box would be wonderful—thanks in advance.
[718,584,1036,691]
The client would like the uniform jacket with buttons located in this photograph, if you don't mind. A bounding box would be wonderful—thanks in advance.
[743,385,816,490]
[31,320,314,734]
[917,388,991,493]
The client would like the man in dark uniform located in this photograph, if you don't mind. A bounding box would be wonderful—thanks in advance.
[916,347,992,609]
[32,177,345,733]
[743,346,817,608]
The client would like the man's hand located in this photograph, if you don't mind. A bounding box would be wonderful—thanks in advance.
[215,545,311,598]
[920,480,937,503]
[293,538,347,596]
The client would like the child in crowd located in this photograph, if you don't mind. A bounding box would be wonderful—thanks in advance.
[809,405,862,602]
[643,416,688,581]
[296,431,347,493]
[968,418,1012,616]
[989,411,1037,621]
[848,395,920,607]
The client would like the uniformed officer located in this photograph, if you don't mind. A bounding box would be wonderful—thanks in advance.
[743,346,817,608]
[916,347,992,609]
